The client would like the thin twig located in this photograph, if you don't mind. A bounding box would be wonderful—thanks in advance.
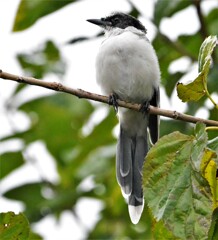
[192,0,208,39]
[1,69,218,127]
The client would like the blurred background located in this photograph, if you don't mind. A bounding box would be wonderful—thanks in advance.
[0,0,218,239]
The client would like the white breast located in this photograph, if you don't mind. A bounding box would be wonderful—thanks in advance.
[96,27,160,103]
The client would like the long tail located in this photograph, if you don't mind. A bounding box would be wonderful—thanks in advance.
[116,126,148,224]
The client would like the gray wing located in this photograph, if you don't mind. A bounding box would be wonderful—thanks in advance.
[116,127,133,196]
[148,87,160,144]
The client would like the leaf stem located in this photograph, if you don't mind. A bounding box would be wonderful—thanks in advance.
[205,126,218,131]
[203,75,218,110]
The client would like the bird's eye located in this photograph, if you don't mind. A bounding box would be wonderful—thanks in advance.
[113,18,119,24]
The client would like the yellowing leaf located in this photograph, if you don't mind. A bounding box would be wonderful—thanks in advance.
[200,149,217,173]
[176,74,205,102]
[176,35,217,103]
[201,149,218,209]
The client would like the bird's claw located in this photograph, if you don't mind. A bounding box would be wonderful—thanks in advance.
[140,101,150,118]
[108,93,119,113]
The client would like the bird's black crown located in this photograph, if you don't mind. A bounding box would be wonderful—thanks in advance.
[103,12,146,32]
[87,12,147,33]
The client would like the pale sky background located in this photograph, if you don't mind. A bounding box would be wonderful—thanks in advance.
[0,0,217,239]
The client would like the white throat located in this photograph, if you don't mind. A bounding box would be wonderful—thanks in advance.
[104,26,147,39]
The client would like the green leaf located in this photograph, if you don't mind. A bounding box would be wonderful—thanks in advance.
[208,63,218,95]
[143,129,213,239]
[0,212,29,240]
[191,122,208,171]
[198,36,217,73]
[153,220,179,240]
[4,183,46,222]
[13,0,77,32]
[208,208,218,240]
[177,34,202,60]
[59,108,117,186]
[205,8,218,35]
[160,119,192,137]
[208,137,218,153]
[28,231,43,240]
[164,72,184,98]
[186,99,205,116]
[17,40,66,79]
[4,183,43,207]
[0,151,24,179]
[17,94,94,161]
[154,0,191,26]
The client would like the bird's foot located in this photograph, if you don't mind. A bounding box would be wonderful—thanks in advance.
[139,101,150,118]
[108,93,119,113]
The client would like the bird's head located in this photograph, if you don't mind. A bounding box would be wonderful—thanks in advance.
[87,12,147,33]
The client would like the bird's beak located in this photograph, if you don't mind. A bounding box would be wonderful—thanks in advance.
[87,19,111,27]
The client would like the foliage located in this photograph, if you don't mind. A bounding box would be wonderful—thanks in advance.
[0,212,42,239]
[13,0,77,32]
[177,36,217,105]
[143,123,217,239]
[0,212,29,239]
[1,0,218,239]
[17,40,66,79]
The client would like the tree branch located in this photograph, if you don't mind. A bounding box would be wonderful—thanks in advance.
[192,0,208,39]
[1,69,218,127]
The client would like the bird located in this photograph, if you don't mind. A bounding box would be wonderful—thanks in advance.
[87,12,160,224]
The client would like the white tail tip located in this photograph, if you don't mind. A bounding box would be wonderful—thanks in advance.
[121,188,131,199]
[128,201,144,224]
